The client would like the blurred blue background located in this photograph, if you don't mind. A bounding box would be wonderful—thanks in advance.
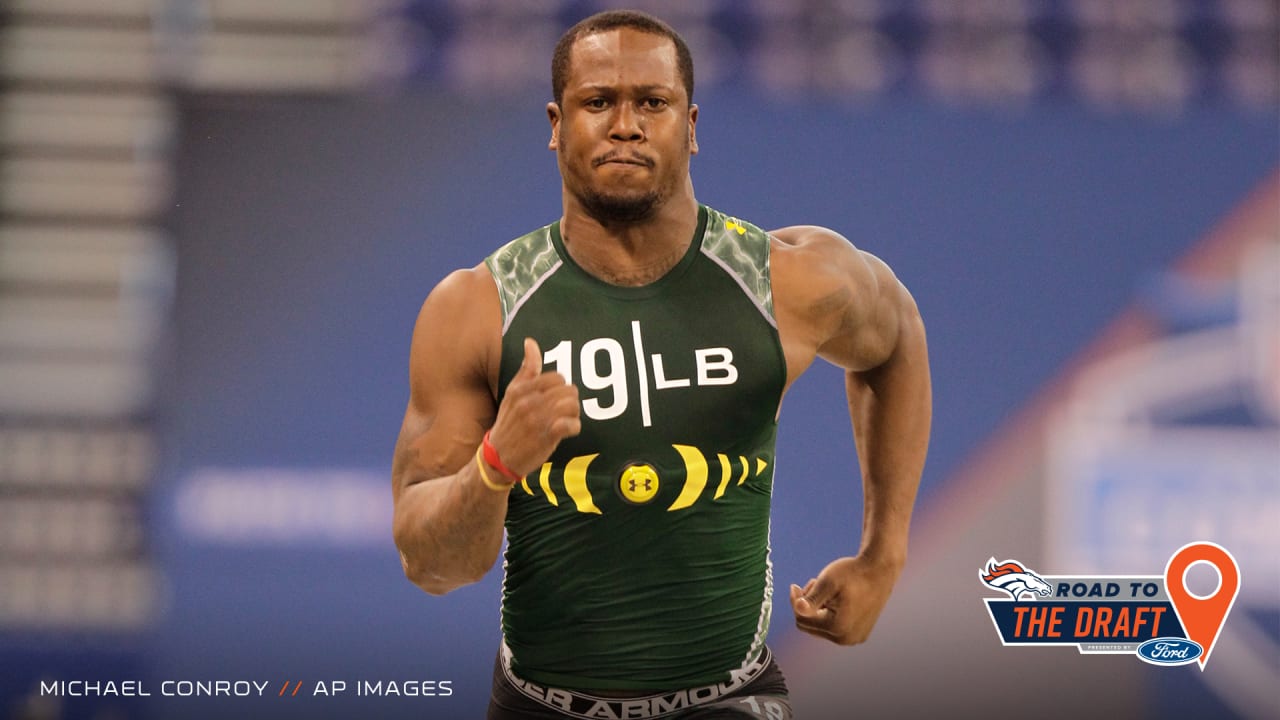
[0,2,1276,719]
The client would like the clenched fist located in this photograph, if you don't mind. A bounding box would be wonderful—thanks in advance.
[790,555,903,646]
[486,338,581,479]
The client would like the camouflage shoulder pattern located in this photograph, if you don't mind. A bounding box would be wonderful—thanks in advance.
[700,206,776,328]
[484,224,564,335]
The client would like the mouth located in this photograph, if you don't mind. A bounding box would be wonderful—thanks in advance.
[593,153,654,169]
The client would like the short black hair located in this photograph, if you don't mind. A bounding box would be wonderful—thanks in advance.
[551,10,694,107]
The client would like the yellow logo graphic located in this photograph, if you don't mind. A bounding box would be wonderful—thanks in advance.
[521,448,771,513]
[619,463,660,504]
[725,219,747,235]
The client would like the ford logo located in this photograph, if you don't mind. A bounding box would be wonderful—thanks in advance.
[1136,638,1203,666]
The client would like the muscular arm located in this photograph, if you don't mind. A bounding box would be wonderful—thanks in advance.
[391,268,506,595]
[392,267,582,596]
[824,247,930,571]
[773,227,932,644]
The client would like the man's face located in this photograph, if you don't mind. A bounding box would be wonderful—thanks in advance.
[549,28,698,224]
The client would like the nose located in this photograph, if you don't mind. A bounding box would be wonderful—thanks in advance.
[609,103,643,142]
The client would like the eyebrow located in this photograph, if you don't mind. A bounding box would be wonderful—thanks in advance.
[576,83,675,95]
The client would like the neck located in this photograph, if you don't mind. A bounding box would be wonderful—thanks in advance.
[560,187,699,287]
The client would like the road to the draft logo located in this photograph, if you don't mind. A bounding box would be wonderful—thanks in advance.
[979,542,1240,670]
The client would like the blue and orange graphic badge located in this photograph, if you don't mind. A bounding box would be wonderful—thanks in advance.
[980,559,1052,601]
[980,542,1240,670]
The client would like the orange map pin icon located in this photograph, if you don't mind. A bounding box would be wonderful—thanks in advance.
[1164,542,1241,670]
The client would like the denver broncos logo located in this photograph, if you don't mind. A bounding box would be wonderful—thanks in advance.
[980,558,1052,601]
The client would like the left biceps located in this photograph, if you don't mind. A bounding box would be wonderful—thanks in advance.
[816,250,915,372]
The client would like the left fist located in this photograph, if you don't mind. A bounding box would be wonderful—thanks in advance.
[790,555,903,646]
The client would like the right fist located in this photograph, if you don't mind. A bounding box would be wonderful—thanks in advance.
[486,338,581,478]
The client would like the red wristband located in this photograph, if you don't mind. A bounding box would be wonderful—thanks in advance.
[482,430,523,484]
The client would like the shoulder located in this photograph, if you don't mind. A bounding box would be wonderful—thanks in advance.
[699,207,773,279]
[484,223,562,327]
[420,263,500,323]
[770,225,879,318]
[424,220,558,331]
[485,224,560,290]
[410,262,503,398]
[771,225,872,274]
[769,225,915,373]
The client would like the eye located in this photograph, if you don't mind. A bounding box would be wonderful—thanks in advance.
[642,97,668,110]
[585,97,608,110]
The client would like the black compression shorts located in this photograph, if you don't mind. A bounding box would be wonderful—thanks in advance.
[487,647,793,719]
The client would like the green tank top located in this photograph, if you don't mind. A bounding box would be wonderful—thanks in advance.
[486,205,787,690]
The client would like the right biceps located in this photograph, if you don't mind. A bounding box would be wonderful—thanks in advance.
[394,270,498,492]
[393,393,491,493]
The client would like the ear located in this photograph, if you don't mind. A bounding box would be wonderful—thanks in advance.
[688,104,699,156]
[547,101,562,151]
